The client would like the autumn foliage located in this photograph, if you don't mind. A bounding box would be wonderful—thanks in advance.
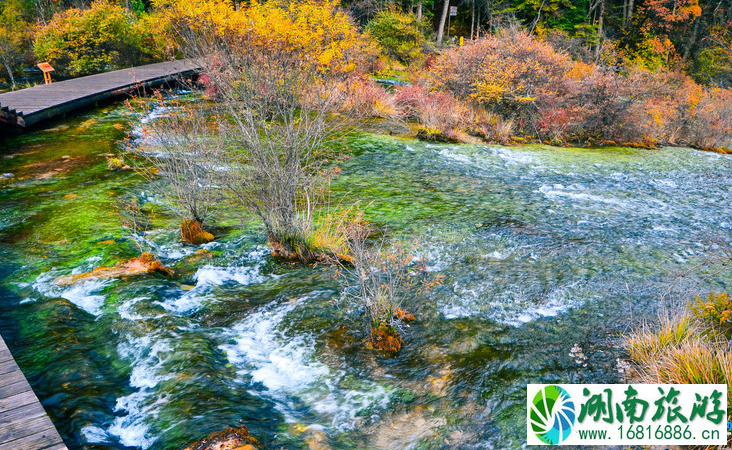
[155,0,379,74]
[34,0,165,75]
[344,27,732,151]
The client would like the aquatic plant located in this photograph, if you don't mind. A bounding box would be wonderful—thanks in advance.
[106,155,130,171]
[331,219,437,354]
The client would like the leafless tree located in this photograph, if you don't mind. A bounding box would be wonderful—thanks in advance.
[169,23,364,260]
[130,94,225,241]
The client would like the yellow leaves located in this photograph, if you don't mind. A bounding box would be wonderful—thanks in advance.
[690,291,732,336]
[157,0,372,75]
[567,61,594,81]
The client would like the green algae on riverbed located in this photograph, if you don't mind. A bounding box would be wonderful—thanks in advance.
[1,101,732,450]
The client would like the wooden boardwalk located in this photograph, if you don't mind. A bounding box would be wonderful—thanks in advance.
[0,334,67,450]
[0,59,199,128]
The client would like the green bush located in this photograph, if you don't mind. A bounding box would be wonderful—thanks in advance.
[365,10,425,65]
[34,0,164,75]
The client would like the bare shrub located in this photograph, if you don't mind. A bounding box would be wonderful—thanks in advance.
[160,3,371,260]
[331,218,439,353]
[131,96,224,244]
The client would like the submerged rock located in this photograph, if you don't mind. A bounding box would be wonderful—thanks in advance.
[181,219,215,245]
[55,252,172,285]
[181,426,258,450]
[305,429,331,450]
[173,248,216,282]
[370,407,447,449]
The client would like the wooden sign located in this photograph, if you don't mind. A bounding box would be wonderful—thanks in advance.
[37,62,54,84]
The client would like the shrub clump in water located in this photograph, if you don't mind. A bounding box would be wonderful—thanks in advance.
[180,219,214,245]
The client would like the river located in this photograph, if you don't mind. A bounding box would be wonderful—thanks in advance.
[1,101,731,449]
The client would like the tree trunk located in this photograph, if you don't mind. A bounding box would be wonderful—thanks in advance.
[436,0,450,46]
[2,61,15,88]
[471,0,475,39]
[625,0,634,28]
[416,0,423,21]
[595,0,605,60]
[682,17,700,62]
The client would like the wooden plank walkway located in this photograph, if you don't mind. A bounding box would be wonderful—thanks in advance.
[0,334,67,450]
[0,59,199,128]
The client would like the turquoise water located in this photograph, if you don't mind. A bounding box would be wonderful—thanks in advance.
[1,103,731,450]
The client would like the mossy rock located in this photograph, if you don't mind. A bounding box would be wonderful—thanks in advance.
[416,127,458,143]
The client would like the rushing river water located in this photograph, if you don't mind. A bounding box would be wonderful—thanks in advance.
[1,102,731,450]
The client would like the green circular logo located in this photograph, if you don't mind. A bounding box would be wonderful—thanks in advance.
[530,385,576,444]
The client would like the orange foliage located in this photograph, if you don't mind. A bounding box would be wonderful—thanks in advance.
[180,219,214,245]
[421,29,732,151]
[430,29,572,110]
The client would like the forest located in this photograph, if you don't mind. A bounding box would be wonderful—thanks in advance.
[1,0,731,86]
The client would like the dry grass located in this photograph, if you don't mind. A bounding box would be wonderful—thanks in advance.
[305,203,368,261]
[624,311,732,417]
[624,313,700,366]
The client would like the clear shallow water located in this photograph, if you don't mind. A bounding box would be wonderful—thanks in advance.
[1,105,731,450]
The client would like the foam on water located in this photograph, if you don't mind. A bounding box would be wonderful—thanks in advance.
[221,297,393,430]
[440,281,584,326]
[81,425,111,444]
[490,146,534,165]
[438,148,473,165]
[102,336,174,449]
[118,297,149,321]
[139,106,175,124]
[538,184,629,208]
[33,270,110,316]
[158,248,269,314]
